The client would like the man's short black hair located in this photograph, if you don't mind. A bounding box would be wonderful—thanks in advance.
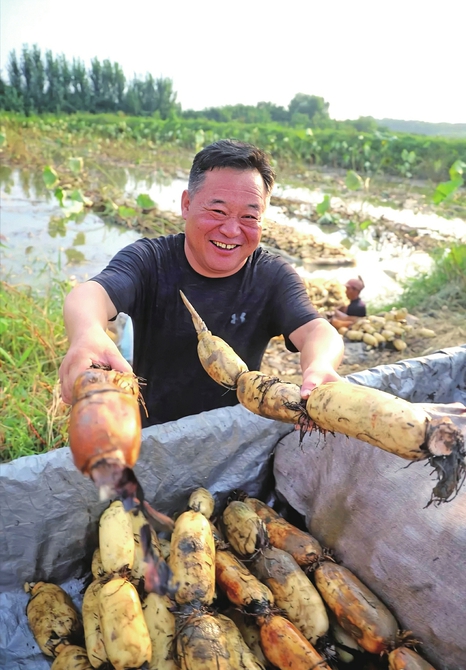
[188,139,276,197]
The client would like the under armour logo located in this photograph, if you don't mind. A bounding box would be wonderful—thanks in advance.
[231,312,246,324]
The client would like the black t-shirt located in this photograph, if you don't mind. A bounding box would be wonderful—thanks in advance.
[91,234,320,425]
[346,297,366,317]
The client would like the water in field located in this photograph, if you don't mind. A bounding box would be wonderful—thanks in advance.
[1,167,465,305]
[1,169,142,287]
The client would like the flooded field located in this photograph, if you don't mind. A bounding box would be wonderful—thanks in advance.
[2,167,465,307]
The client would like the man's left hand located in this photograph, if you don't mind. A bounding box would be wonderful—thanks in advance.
[300,363,342,400]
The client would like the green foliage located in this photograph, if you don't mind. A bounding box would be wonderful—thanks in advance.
[432,160,465,204]
[43,165,59,188]
[68,156,83,174]
[288,93,330,127]
[345,170,363,190]
[450,160,466,180]
[118,205,137,218]
[136,193,156,209]
[399,148,417,178]
[383,243,466,312]
[316,194,331,216]
[2,111,466,182]
[0,45,180,119]
[0,281,71,462]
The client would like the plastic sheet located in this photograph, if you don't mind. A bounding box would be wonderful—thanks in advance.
[0,405,292,669]
[274,346,466,670]
[347,344,466,404]
[274,405,466,670]
[0,345,465,669]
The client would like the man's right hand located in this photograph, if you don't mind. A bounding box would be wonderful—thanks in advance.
[59,327,133,404]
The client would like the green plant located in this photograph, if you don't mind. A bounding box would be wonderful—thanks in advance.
[378,243,466,313]
[398,148,417,178]
[433,160,465,204]
[2,112,465,181]
[0,280,71,462]
[315,194,340,224]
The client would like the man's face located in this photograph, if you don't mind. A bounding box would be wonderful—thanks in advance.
[345,284,359,300]
[182,167,268,277]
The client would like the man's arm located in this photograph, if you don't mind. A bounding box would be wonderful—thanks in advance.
[59,281,132,404]
[289,318,344,399]
[331,310,360,326]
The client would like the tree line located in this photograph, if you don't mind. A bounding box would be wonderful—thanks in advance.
[7,45,463,140]
[1,45,359,129]
[0,45,179,118]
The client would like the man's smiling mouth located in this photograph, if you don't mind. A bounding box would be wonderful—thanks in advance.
[211,241,239,250]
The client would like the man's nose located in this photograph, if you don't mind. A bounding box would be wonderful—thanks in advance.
[219,215,242,236]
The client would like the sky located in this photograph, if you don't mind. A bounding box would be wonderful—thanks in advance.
[1,0,465,124]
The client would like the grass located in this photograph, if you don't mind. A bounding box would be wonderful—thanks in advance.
[376,242,466,313]
[0,280,71,462]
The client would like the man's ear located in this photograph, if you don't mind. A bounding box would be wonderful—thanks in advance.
[181,190,190,220]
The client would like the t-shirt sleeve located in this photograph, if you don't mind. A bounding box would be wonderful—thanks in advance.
[90,239,158,317]
[265,258,323,353]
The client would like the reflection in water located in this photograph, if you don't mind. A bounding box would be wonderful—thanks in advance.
[73,232,86,246]
[0,165,14,191]
[1,170,141,287]
[48,217,68,238]
[0,165,55,202]
[92,164,177,196]
[65,248,86,264]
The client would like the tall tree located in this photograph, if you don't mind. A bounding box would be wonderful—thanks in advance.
[20,46,34,113]
[6,50,23,111]
[45,50,60,111]
[123,77,143,115]
[288,93,330,126]
[100,59,114,110]
[113,62,126,109]
[7,50,22,91]
[155,76,178,119]
[30,45,45,111]
[89,57,103,111]
[142,73,157,114]
[71,57,90,110]
[257,101,289,123]
[58,54,73,111]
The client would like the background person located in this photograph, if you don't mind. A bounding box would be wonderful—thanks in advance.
[59,139,344,426]
[330,276,366,330]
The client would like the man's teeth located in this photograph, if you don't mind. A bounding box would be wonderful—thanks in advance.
[212,241,237,249]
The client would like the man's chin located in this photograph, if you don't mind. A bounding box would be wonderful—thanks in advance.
[204,260,246,278]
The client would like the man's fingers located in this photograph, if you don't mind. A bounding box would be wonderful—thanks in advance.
[300,386,314,399]
[107,353,133,374]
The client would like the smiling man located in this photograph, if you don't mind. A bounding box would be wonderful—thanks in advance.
[59,140,344,425]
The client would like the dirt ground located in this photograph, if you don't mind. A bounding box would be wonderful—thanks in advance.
[261,309,466,383]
